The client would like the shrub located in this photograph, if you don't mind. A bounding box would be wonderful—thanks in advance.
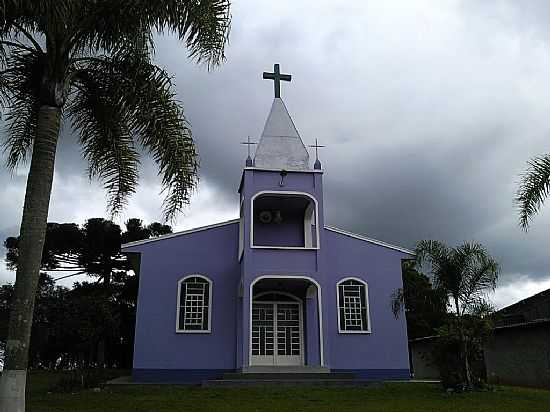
[434,315,490,391]
[49,368,119,393]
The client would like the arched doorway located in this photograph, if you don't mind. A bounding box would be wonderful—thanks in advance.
[249,277,323,367]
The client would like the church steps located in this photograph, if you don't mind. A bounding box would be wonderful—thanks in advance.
[241,365,330,374]
[200,370,382,387]
[221,372,356,380]
[201,378,381,388]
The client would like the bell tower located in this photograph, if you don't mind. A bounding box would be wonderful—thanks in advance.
[238,64,324,258]
[236,64,327,369]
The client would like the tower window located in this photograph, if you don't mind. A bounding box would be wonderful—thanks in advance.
[251,192,318,249]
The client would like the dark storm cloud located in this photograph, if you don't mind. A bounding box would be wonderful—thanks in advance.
[153,0,550,286]
[2,1,550,304]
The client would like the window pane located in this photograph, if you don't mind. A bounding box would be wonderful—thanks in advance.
[179,305,185,330]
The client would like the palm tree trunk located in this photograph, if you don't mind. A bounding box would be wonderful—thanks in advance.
[463,335,472,388]
[0,105,61,412]
[454,297,472,389]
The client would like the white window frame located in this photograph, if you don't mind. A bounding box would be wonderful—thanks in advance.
[176,274,213,334]
[336,277,372,334]
[238,197,245,260]
[250,190,320,250]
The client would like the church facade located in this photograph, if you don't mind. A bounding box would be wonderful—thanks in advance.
[122,65,413,384]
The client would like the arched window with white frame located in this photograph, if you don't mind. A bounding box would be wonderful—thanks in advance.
[336,278,371,333]
[177,275,212,333]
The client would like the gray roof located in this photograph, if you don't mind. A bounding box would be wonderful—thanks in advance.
[254,98,310,170]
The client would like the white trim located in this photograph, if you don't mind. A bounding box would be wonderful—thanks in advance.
[176,274,213,334]
[251,245,318,250]
[336,277,372,334]
[238,198,245,261]
[304,202,314,248]
[244,167,323,174]
[249,275,324,367]
[250,191,320,250]
[122,219,239,249]
[325,226,415,255]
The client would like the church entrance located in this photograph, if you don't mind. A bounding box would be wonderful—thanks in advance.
[250,292,303,366]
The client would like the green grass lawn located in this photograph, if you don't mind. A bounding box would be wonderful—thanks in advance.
[26,371,549,412]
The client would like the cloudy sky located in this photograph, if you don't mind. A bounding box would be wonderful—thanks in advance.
[2,0,550,308]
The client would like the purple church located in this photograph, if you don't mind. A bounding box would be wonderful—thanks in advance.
[122,65,413,384]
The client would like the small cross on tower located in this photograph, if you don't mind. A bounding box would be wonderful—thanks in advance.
[263,64,291,98]
[241,136,257,166]
[309,138,325,170]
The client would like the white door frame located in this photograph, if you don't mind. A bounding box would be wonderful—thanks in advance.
[250,294,304,366]
[249,276,324,367]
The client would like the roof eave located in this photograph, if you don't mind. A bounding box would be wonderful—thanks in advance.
[121,218,240,249]
[324,226,415,256]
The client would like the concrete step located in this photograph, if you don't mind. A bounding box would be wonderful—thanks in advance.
[202,379,381,388]
[241,366,330,374]
[222,372,356,380]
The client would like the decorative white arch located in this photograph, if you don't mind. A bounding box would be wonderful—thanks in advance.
[176,274,213,334]
[249,275,324,366]
[336,276,372,334]
[250,190,320,250]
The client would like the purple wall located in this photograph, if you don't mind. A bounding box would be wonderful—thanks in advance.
[126,223,241,373]
[322,229,411,371]
[305,288,321,365]
[253,215,304,247]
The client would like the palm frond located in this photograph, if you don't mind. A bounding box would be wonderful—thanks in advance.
[0,1,59,36]
[415,240,448,273]
[416,239,499,316]
[68,51,198,220]
[516,154,550,230]
[415,240,457,300]
[74,0,231,68]
[1,49,41,169]
[3,93,39,168]
[457,242,499,308]
[122,58,198,221]
[68,62,140,214]
[2,2,216,220]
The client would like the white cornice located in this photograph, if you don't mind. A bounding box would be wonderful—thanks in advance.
[243,167,323,174]
[324,226,415,256]
[121,218,239,249]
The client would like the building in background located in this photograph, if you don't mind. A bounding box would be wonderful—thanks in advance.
[485,288,550,388]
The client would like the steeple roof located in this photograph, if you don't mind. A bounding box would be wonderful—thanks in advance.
[254,98,310,170]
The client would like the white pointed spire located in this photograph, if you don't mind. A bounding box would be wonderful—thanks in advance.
[254,98,310,170]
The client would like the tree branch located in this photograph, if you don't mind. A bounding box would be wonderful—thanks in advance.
[0,40,36,54]
[12,22,43,53]
[53,271,86,282]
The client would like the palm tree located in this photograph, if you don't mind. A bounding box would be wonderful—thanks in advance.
[0,1,230,410]
[516,154,550,229]
[415,240,499,388]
